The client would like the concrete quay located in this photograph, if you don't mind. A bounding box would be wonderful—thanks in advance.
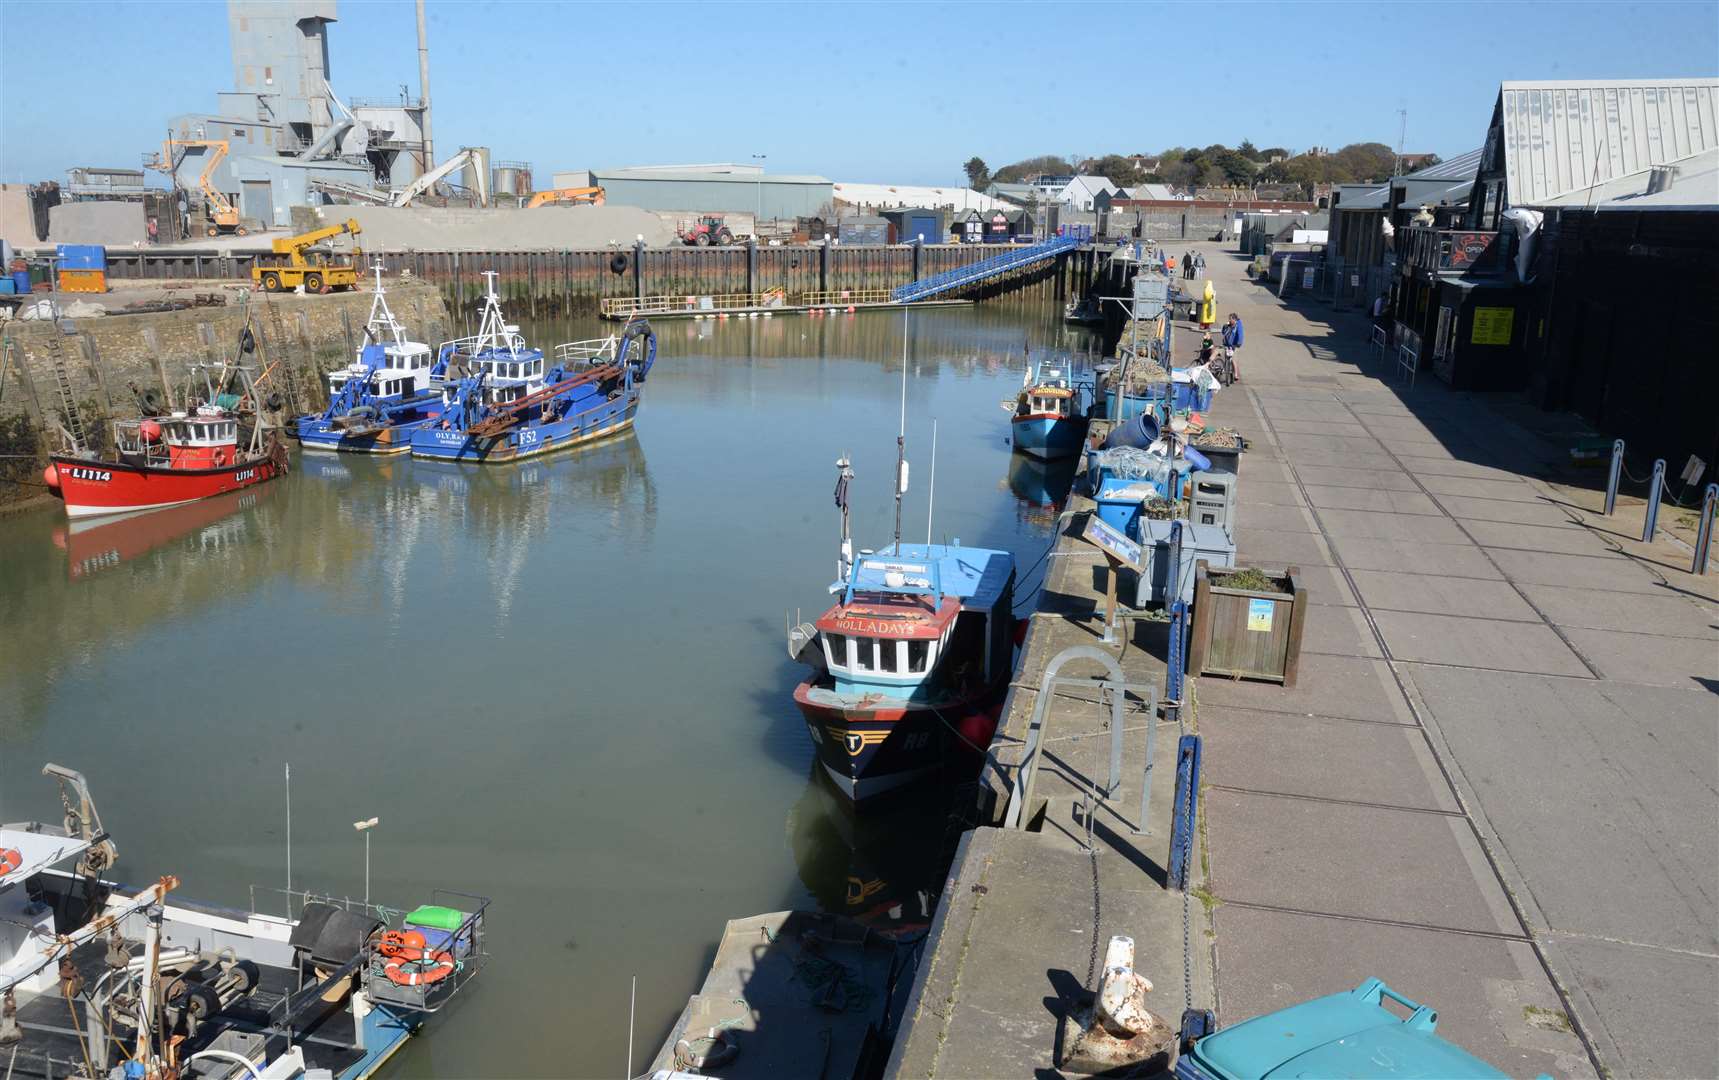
[890,250,1717,1078]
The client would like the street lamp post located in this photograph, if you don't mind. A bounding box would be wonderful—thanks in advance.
[751,154,766,231]
[354,817,379,906]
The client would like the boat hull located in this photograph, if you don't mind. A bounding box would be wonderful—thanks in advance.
[49,452,284,519]
[793,680,1004,802]
[410,395,637,463]
[298,414,439,455]
[1012,413,1087,459]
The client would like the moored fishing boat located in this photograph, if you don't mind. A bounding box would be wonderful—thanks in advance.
[0,763,490,1080]
[409,272,655,464]
[296,263,444,454]
[44,365,288,520]
[1010,354,1088,460]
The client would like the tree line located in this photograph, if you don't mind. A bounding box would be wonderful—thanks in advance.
[964,142,1427,197]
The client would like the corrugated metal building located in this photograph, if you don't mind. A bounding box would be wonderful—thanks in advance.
[882,207,944,245]
[586,166,833,220]
[836,215,889,245]
[1468,78,1719,225]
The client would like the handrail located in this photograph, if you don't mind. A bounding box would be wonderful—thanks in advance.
[892,234,1082,303]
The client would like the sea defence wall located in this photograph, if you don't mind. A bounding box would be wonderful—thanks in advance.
[0,283,450,507]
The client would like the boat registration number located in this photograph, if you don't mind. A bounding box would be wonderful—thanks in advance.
[518,429,539,446]
[435,431,464,443]
[66,467,112,482]
[235,469,257,482]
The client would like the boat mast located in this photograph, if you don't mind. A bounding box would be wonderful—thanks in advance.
[835,454,854,584]
[893,305,908,549]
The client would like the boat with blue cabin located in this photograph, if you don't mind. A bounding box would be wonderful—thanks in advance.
[0,763,489,1080]
[1010,354,1088,460]
[790,458,1017,802]
[296,264,443,454]
[410,272,655,463]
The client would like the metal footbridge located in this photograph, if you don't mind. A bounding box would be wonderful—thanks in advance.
[891,235,1084,303]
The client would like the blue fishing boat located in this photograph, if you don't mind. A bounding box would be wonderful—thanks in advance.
[296,263,445,454]
[409,272,655,463]
[1010,354,1088,459]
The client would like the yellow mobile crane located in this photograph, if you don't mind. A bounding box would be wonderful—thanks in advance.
[252,219,364,293]
[148,138,246,236]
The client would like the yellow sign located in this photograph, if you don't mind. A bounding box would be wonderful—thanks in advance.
[1471,307,1515,345]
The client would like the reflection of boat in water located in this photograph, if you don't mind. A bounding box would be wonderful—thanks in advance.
[1007,451,1079,511]
[50,483,275,581]
[644,910,896,1080]
[787,768,951,939]
[1064,295,1103,326]
[0,763,491,1080]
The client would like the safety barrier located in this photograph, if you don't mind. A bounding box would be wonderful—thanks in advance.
[891,234,1082,303]
[1603,439,1717,573]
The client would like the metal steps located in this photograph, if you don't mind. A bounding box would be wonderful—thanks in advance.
[891,235,1084,304]
[44,331,89,452]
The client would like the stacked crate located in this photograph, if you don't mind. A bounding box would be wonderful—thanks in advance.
[56,245,107,293]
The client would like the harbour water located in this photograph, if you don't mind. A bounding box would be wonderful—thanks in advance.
[0,298,1090,1078]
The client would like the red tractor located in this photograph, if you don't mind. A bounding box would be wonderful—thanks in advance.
[679,215,735,246]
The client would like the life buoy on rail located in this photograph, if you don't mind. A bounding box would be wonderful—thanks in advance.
[378,929,426,961]
[0,848,23,877]
[384,949,455,987]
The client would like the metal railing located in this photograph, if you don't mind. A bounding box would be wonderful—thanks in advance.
[891,234,1082,303]
[1370,324,1388,364]
[554,334,620,366]
[1395,344,1419,386]
[1400,226,1508,275]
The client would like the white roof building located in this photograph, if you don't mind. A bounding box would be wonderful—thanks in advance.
[831,182,1005,212]
[1056,175,1118,211]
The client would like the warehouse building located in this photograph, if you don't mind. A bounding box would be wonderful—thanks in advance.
[557,165,834,221]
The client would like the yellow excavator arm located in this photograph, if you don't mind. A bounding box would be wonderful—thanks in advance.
[525,186,606,209]
[150,138,241,231]
[272,218,363,260]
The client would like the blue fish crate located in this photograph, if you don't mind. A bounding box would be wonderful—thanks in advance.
[1171,381,1213,412]
[55,244,106,270]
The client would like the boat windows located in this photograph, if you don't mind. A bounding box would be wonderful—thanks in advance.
[908,639,929,673]
[824,632,849,670]
[880,640,899,673]
[855,637,877,672]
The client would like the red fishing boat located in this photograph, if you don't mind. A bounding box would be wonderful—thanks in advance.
[44,366,288,519]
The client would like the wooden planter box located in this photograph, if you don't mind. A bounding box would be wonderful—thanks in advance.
[1188,562,1308,686]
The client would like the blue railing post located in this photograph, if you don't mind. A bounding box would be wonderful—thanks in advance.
[1168,734,1201,891]
[1694,484,1718,575]
[1604,439,1624,516]
[1642,459,1666,542]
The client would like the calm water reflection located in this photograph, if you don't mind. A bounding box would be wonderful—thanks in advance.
[0,299,1094,1077]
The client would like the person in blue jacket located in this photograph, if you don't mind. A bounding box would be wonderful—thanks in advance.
[1221,313,1244,382]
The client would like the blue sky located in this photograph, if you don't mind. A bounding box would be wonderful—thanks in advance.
[3,0,1716,186]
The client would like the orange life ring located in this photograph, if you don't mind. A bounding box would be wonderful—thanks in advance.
[0,848,21,876]
[384,949,454,987]
[378,929,426,961]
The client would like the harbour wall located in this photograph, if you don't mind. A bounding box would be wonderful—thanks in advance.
[0,284,451,507]
[95,243,1081,317]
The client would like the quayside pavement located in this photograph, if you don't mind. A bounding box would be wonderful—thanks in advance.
[889,246,1716,1079]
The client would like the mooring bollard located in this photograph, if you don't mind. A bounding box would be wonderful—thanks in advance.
[1694,484,1718,575]
[1604,439,1625,516]
[1059,935,1174,1075]
[1642,459,1666,542]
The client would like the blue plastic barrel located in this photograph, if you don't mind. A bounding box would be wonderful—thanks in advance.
[1103,412,1161,451]
[11,270,30,294]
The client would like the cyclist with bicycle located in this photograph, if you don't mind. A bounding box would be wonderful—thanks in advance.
[1221,313,1244,383]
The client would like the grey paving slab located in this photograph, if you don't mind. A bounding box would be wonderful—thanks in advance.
[1372,609,1591,676]
[1375,437,1472,460]
[1277,447,1404,470]
[1237,458,1293,484]
[1349,568,1541,621]
[1195,653,1408,723]
[1294,465,1418,491]
[1518,583,1719,639]
[1273,432,1388,455]
[1233,527,1334,568]
[1213,906,1592,1080]
[1265,417,1374,438]
[1541,933,1719,1080]
[1433,493,1586,527]
[1203,707,1455,811]
[1328,535,1505,579]
[1259,400,1356,423]
[1207,787,1520,935]
[1560,626,1719,689]
[1278,561,1359,607]
[1405,664,1719,952]
[1394,455,1528,481]
[1303,485,1442,515]
[1485,548,1667,594]
[1298,600,1384,658]
[1231,500,1319,534]
[1314,507,1471,543]
[1241,479,1308,507]
[1418,474,1545,503]
[1464,519,1617,557]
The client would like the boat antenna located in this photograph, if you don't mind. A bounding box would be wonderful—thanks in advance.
[836,453,854,585]
[894,305,908,549]
[284,762,292,902]
[926,418,938,546]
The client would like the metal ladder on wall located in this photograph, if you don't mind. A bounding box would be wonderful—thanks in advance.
[43,327,90,453]
[260,298,303,417]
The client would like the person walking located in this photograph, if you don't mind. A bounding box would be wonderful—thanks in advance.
[1221,312,1244,382]
[1195,251,1207,278]
[1370,291,1391,340]
[1197,281,1217,330]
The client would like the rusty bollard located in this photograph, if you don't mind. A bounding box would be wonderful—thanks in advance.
[1059,935,1176,1075]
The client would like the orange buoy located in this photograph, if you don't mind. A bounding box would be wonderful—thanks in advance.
[384,949,455,987]
[42,464,60,491]
[0,848,23,877]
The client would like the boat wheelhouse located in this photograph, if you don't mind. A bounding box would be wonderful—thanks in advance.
[410,272,655,464]
[793,540,1016,801]
[46,366,287,519]
[0,764,489,1080]
[1011,357,1088,460]
[297,264,444,454]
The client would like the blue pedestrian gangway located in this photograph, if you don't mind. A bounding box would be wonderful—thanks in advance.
[891,234,1085,303]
